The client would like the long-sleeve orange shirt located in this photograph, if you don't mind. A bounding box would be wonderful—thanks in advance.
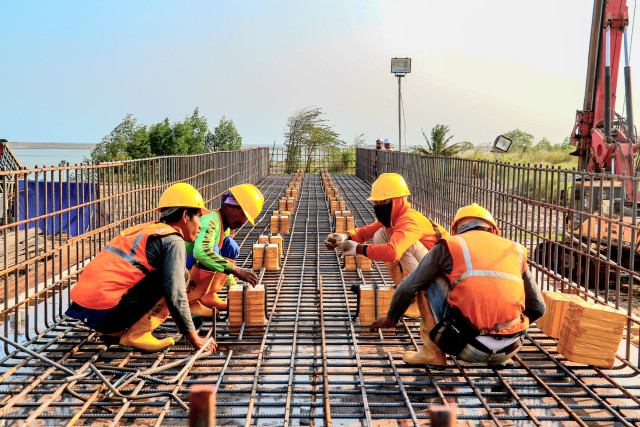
[346,197,450,263]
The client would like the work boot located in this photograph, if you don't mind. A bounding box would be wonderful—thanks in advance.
[384,262,420,318]
[404,299,420,318]
[119,298,174,352]
[384,261,405,286]
[97,331,124,345]
[186,263,223,316]
[189,300,214,318]
[200,259,235,310]
[402,266,421,319]
[403,290,446,370]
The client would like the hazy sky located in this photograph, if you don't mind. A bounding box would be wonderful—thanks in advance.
[1,1,639,149]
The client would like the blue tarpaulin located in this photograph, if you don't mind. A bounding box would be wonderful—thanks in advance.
[17,180,96,236]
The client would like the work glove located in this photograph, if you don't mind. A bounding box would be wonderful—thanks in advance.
[324,233,348,251]
[338,240,358,256]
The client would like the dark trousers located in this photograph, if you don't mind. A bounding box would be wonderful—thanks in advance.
[68,271,165,334]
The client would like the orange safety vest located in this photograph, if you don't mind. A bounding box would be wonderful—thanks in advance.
[443,230,529,335]
[70,221,180,310]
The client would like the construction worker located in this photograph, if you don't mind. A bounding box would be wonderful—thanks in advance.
[66,183,217,353]
[324,173,449,317]
[383,139,394,151]
[370,204,546,369]
[187,184,264,317]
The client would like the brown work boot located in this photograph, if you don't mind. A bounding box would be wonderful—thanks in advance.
[384,261,405,286]
[403,290,447,370]
[385,261,420,318]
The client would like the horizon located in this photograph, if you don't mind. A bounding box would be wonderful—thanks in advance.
[2,1,638,150]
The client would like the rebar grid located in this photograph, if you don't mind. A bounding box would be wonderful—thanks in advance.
[0,174,639,425]
[358,148,640,367]
[0,149,270,347]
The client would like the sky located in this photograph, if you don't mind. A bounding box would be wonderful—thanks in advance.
[1,0,639,150]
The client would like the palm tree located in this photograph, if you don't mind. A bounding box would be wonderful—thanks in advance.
[414,124,466,156]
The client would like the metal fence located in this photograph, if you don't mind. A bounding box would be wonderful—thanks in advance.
[0,148,269,346]
[268,146,356,175]
[3,146,640,357]
[358,147,640,361]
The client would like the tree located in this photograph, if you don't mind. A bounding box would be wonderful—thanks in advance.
[149,108,210,156]
[459,141,474,152]
[90,114,149,162]
[503,129,534,153]
[283,107,343,173]
[212,116,242,151]
[534,137,553,151]
[353,133,366,147]
[148,119,174,156]
[413,124,466,156]
[180,108,210,154]
[91,108,217,162]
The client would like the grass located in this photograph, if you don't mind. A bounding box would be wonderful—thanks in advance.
[464,147,579,170]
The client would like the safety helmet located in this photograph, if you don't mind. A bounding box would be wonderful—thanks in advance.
[367,173,410,201]
[383,139,391,145]
[451,203,500,235]
[157,183,205,212]
[229,183,264,225]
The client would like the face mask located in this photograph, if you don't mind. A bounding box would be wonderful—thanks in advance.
[374,202,393,227]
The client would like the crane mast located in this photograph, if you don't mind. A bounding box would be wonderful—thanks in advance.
[570,0,638,201]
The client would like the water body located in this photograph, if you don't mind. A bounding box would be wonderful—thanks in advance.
[10,148,93,169]
[9,144,278,170]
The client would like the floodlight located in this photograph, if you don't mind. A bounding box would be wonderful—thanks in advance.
[391,58,411,74]
[493,135,513,153]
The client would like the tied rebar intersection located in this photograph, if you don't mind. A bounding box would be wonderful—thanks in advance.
[0,173,639,425]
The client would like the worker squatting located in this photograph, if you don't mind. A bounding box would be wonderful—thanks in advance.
[66,173,545,368]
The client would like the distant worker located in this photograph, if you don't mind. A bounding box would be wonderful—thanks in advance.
[376,138,384,150]
[324,173,449,317]
[187,184,264,318]
[370,204,546,369]
[66,183,217,353]
[383,139,394,151]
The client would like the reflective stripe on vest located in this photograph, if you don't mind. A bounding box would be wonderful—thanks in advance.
[445,231,528,335]
[451,235,524,290]
[70,222,179,310]
[103,226,176,274]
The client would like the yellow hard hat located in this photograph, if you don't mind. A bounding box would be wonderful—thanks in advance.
[229,183,264,225]
[157,183,205,212]
[452,203,500,235]
[367,173,410,201]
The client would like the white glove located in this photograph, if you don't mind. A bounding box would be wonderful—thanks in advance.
[338,240,358,256]
[324,233,348,251]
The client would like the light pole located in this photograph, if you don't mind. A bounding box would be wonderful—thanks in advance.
[491,135,513,214]
[391,58,411,152]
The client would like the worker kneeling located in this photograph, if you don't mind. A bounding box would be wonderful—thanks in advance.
[187,184,263,318]
[324,173,448,317]
[66,183,216,353]
[370,204,546,369]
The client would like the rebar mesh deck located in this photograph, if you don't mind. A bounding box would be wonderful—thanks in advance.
[1,174,640,426]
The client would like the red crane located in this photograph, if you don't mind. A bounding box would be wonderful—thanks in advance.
[570,0,638,200]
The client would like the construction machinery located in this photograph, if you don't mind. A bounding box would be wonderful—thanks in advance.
[536,0,640,289]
